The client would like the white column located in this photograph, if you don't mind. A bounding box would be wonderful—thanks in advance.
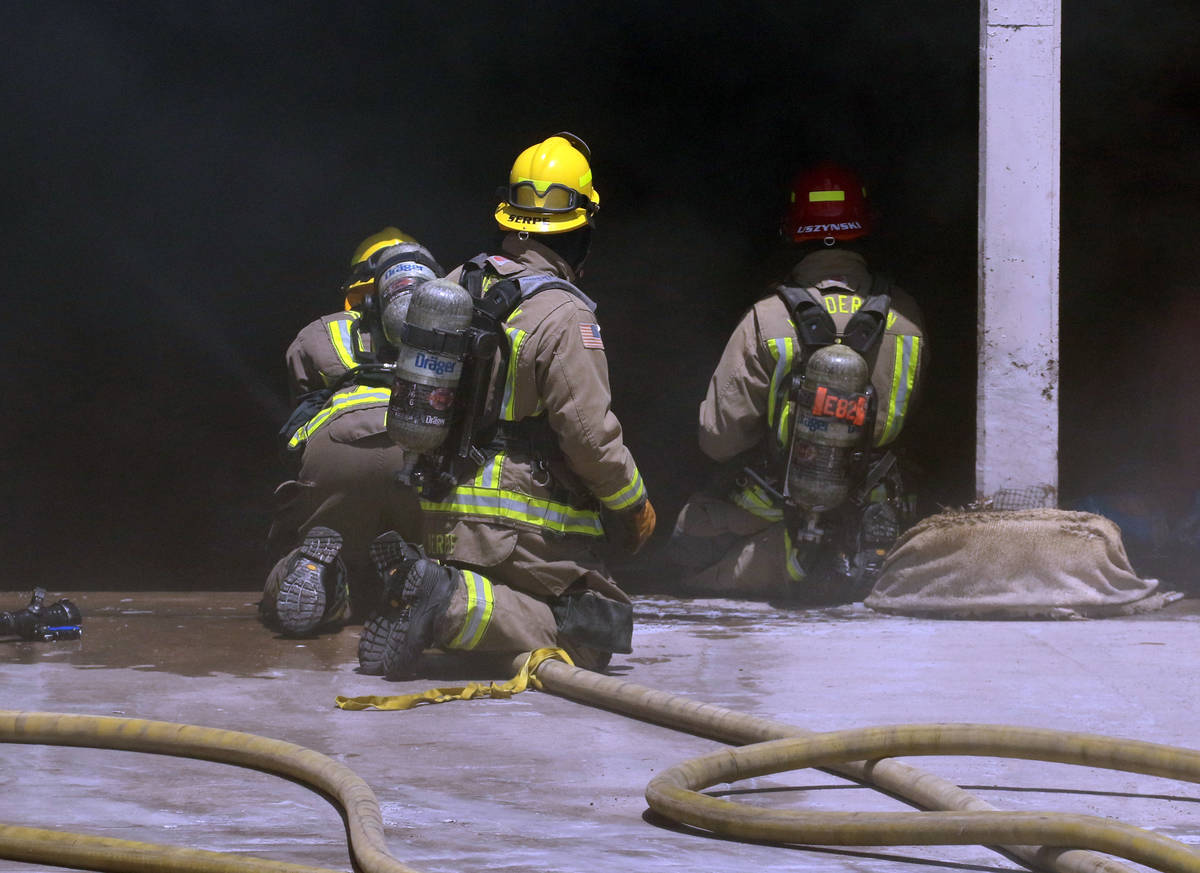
[977,0,1061,507]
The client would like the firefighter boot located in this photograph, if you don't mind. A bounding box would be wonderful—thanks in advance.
[845,501,901,596]
[358,531,457,680]
[271,527,349,635]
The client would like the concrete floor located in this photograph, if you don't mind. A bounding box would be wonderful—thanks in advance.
[2,590,1199,873]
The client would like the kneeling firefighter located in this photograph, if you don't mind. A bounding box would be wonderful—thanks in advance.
[666,162,927,601]
[261,229,445,635]
[357,132,655,679]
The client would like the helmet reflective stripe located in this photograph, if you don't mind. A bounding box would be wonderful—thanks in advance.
[732,482,784,522]
[784,529,806,582]
[878,335,921,446]
[326,315,360,371]
[809,190,846,202]
[766,336,797,447]
[447,570,494,651]
[288,385,390,449]
[599,468,646,512]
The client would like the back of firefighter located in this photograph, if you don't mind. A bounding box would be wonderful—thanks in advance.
[356,133,655,679]
[667,163,927,601]
[260,229,442,635]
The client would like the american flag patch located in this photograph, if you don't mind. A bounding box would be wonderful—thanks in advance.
[579,322,604,349]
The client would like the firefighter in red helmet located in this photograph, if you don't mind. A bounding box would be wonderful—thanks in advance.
[666,162,928,601]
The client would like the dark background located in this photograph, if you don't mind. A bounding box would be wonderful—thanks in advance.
[3,1,1197,593]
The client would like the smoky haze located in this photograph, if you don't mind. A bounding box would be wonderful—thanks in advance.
[2,1,1197,592]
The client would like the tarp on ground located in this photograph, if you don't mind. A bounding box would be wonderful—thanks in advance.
[865,508,1181,619]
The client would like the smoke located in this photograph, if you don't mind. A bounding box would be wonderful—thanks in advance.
[3,1,1197,588]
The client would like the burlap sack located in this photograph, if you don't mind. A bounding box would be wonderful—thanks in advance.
[865,508,1179,619]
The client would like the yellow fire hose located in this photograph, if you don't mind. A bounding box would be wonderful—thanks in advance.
[643,723,1200,873]
[4,653,1200,873]
[0,710,421,873]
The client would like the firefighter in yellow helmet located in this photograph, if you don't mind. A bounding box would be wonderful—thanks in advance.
[355,133,655,678]
[259,228,445,635]
[665,162,928,602]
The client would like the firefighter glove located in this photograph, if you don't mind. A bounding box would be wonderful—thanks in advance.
[610,498,656,555]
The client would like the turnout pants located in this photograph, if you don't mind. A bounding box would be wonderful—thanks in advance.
[425,522,631,671]
[264,429,422,620]
[666,492,793,599]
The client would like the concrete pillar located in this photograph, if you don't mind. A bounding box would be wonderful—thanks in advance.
[977,0,1061,508]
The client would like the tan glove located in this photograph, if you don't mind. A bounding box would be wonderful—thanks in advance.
[608,498,656,555]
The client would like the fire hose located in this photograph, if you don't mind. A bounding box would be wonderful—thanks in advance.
[3,655,1200,873]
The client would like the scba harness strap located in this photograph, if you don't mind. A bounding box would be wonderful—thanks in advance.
[775,273,893,360]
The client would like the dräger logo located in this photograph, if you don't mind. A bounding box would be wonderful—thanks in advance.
[798,222,863,234]
[413,352,457,376]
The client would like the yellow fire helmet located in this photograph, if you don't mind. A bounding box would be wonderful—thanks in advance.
[343,227,418,310]
[495,132,600,234]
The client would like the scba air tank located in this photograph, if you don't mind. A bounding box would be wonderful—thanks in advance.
[387,278,474,452]
[376,254,438,345]
[786,343,871,511]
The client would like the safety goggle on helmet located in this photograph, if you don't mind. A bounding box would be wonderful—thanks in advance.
[495,132,600,234]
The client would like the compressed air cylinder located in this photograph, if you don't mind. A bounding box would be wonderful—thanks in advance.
[786,343,870,510]
[376,255,437,345]
[387,278,474,452]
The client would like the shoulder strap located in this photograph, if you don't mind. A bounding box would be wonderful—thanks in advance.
[839,272,893,356]
[776,283,837,348]
[459,253,491,299]
[511,274,597,312]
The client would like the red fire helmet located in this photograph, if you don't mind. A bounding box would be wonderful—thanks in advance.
[781,162,874,244]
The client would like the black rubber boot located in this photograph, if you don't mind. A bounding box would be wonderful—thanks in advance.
[275,527,348,635]
[357,532,457,679]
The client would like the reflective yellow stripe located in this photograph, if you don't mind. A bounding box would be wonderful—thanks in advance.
[501,326,526,420]
[288,385,390,449]
[732,482,784,522]
[326,316,359,371]
[766,337,796,448]
[421,487,604,537]
[878,335,920,446]
[448,570,493,650]
[474,453,503,489]
[599,468,646,512]
[809,190,845,202]
[784,528,806,582]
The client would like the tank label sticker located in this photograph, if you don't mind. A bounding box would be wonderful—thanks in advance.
[797,386,868,428]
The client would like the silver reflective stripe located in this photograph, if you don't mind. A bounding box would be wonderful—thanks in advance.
[447,570,493,650]
[421,487,604,537]
[599,468,646,512]
[766,337,796,447]
[879,335,920,445]
[326,316,359,370]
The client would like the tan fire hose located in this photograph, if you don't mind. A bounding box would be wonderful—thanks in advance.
[642,722,1200,873]
[4,655,1200,873]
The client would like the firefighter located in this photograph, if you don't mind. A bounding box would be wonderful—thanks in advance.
[259,229,443,635]
[666,162,927,601]
[357,133,655,678]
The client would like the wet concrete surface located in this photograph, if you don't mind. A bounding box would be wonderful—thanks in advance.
[2,590,1200,873]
